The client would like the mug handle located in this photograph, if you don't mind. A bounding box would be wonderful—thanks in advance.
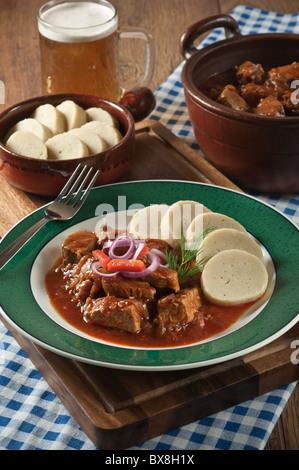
[118,27,157,122]
[180,14,241,60]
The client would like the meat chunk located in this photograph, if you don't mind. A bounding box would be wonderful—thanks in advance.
[142,266,180,292]
[156,287,202,333]
[254,95,285,117]
[283,90,299,114]
[179,271,202,290]
[240,83,277,108]
[63,255,103,302]
[76,278,93,301]
[144,238,172,253]
[217,85,248,111]
[83,296,146,333]
[102,276,156,301]
[62,230,98,264]
[236,61,265,84]
[267,62,299,85]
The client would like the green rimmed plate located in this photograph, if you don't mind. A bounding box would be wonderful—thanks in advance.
[0,181,298,370]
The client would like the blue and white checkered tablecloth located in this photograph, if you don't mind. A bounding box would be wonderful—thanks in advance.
[0,5,298,451]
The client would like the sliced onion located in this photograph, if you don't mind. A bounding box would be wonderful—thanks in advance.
[91,261,118,277]
[103,238,145,250]
[103,240,113,249]
[108,234,135,260]
[150,248,169,268]
[122,252,160,278]
[132,242,147,260]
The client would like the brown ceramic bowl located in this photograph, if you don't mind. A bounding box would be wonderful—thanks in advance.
[180,14,299,193]
[0,93,135,196]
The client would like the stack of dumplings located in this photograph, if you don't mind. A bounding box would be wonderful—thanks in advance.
[129,200,269,307]
[4,100,122,160]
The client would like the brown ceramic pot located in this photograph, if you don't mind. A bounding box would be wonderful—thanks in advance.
[0,94,136,196]
[180,14,299,193]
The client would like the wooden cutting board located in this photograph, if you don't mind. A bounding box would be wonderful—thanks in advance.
[1,120,298,450]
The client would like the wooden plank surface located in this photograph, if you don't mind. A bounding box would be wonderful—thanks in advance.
[0,0,298,450]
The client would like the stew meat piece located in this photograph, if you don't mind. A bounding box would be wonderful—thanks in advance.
[62,230,98,264]
[102,275,156,301]
[83,296,147,333]
[217,84,248,111]
[240,83,277,108]
[236,61,265,84]
[267,62,299,86]
[254,95,286,117]
[63,255,103,302]
[283,91,299,113]
[156,287,203,334]
[142,266,180,292]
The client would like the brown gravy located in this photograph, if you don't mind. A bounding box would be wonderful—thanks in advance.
[45,257,257,348]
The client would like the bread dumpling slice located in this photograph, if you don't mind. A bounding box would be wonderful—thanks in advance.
[56,100,87,131]
[86,107,119,128]
[81,121,122,147]
[5,118,52,143]
[128,204,169,239]
[69,128,108,155]
[199,228,264,262]
[185,212,246,246]
[46,133,88,160]
[6,130,48,159]
[160,200,211,248]
[31,103,66,135]
[201,249,268,306]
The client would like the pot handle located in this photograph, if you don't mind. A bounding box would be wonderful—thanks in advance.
[180,14,241,60]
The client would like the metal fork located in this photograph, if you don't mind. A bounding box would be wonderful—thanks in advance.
[0,164,99,270]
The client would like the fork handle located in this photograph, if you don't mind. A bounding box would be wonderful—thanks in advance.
[0,217,49,270]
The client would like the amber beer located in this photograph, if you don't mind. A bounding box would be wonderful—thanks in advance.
[38,1,120,101]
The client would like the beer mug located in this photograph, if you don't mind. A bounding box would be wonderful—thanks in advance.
[37,0,156,112]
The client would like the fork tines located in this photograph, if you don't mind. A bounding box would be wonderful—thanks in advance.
[58,164,100,207]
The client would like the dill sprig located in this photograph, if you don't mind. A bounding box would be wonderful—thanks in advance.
[165,225,215,281]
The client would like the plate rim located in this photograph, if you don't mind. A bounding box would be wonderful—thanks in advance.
[1,180,298,371]
[1,307,298,371]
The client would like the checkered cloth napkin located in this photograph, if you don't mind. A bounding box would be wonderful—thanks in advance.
[0,5,298,450]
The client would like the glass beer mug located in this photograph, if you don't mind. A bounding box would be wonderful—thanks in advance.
[37,0,156,118]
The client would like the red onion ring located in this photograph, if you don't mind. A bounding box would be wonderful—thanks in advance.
[149,248,169,267]
[108,234,135,260]
[91,261,118,277]
[103,238,145,249]
[121,252,160,278]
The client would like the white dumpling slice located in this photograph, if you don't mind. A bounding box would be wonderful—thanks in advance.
[186,212,246,246]
[69,128,108,154]
[6,130,48,159]
[199,228,264,262]
[56,100,87,131]
[86,107,119,128]
[46,133,88,160]
[160,200,211,248]
[81,121,122,147]
[201,249,268,306]
[31,103,66,135]
[128,204,169,240]
[5,118,52,143]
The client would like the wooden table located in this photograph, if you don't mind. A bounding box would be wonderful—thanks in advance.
[0,0,298,450]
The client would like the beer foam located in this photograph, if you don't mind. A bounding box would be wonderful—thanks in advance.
[38,1,118,42]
